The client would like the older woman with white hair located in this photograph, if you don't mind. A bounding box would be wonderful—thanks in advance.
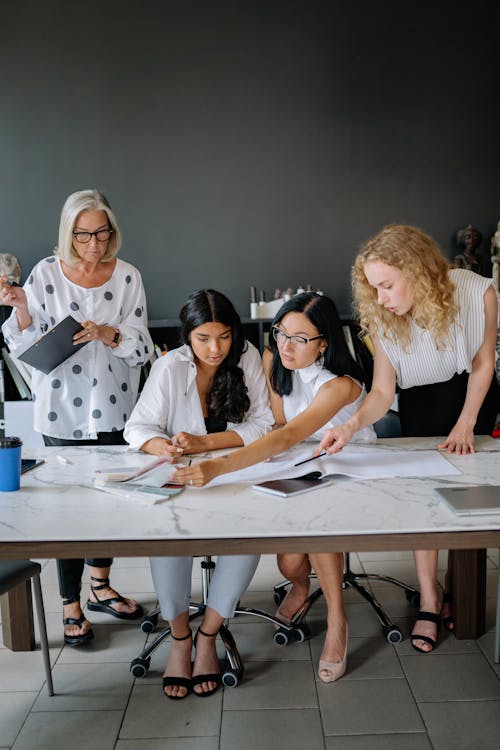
[1,188,153,647]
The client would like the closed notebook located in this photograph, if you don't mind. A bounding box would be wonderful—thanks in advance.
[17,316,89,374]
[436,485,500,516]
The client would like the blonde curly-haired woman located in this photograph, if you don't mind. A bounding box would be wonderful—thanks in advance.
[318,224,499,653]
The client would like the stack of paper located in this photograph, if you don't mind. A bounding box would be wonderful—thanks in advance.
[94,456,184,504]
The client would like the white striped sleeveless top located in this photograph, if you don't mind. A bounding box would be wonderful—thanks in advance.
[377,268,495,389]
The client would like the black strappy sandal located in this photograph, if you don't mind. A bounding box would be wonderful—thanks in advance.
[162,631,193,700]
[86,576,144,620]
[62,597,94,646]
[411,610,441,653]
[192,627,221,697]
[442,592,454,631]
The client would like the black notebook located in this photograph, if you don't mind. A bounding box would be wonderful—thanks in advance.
[252,471,332,497]
[17,316,89,374]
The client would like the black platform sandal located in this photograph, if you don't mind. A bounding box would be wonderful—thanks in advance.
[411,610,441,653]
[162,631,193,700]
[62,597,94,647]
[192,627,221,697]
[86,576,144,620]
[442,592,454,631]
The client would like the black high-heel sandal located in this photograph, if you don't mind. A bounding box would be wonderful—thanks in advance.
[162,631,193,700]
[192,627,221,697]
[411,610,441,653]
[62,597,94,646]
[442,592,454,631]
[86,576,143,620]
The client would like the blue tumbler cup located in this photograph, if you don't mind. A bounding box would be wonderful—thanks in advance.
[0,436,23,491]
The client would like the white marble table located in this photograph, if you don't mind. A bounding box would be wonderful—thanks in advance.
[1,437,499,647]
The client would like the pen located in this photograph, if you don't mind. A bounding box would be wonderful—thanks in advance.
[294,452,327,467]
[56,455,72,465]
[6,280,20,287]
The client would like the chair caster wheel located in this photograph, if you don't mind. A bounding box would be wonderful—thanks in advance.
[222,668,242,687]
[130,656,151,677]
[383,625,403,644]
[293,624,310,643]
[405,590,420,608]
[273,628,290,646]
[140,614,159,634]
[273,587,287,606]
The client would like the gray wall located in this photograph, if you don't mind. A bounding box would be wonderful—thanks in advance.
[1,1,499,320]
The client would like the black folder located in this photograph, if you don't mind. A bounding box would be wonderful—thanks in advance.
[17,315,89,374]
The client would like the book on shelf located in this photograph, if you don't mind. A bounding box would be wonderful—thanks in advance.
[1,346,32,399]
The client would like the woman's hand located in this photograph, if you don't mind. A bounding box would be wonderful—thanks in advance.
[170,432,209,454]
[316,423,355,455]
[140,437,181,458]
[0,276,27,310]
[73,320,118,347]
[438,421,475,454]
[172,459,221,487]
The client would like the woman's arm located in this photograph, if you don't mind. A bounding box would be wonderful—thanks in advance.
[438,286,498,454]
[0,276,32,330]
[124,357,178,456]
[172,374,362,486]
[317,335,397,454]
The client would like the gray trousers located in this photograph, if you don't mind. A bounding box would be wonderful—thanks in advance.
[150,554,260,621]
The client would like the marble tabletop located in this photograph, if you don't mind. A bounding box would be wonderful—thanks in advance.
[1,437,499,550]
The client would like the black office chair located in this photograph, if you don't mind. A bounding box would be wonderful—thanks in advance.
[272,410,420,645]
[130,555,306,686]
[0,560,54,695]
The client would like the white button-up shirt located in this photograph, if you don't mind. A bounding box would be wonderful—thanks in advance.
[124,342,274,449]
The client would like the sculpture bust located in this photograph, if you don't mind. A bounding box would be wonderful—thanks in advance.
[454,224,482,273]
[490,221,500,293]
[0,253,21,284]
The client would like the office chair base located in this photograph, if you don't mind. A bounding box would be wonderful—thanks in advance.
[273,558,420,645]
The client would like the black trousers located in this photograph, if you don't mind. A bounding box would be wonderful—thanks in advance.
[42,431,126,600]
[398,371,499,438]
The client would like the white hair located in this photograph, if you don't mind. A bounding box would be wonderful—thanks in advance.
[55,189,122,264]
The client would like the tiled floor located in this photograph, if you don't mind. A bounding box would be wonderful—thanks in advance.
[1,551,499,750]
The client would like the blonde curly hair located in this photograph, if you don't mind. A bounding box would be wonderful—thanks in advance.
[353,224,458,350]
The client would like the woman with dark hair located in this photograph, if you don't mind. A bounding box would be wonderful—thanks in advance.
[124,289,273,699]
[173,292,376,683]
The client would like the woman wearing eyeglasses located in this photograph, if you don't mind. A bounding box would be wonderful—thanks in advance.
[172,292,376,683]
[1,189,153,646]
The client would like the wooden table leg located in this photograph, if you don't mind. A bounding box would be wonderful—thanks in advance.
[0,580,35,651]
[453,548,486,639]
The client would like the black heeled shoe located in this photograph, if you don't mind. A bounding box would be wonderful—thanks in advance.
[192,627,221,697]
[162,630,193,700]
[62,597,94,646]
[411,610,441,653]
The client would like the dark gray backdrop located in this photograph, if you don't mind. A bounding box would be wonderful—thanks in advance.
[1,1,499,320]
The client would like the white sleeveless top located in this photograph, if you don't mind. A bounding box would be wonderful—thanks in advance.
[282,362,376,442]
[377,269,495,389]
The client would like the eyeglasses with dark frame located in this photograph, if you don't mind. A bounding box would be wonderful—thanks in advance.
[272,326,324,347]
[72,229,113,243]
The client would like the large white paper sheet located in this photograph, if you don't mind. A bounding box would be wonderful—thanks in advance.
[208,444,460,486]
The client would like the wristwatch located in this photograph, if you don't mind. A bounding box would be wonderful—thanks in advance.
[110,328,121,348]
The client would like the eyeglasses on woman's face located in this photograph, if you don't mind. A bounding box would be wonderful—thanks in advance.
[72,229,113,244]
[272,326,323,347]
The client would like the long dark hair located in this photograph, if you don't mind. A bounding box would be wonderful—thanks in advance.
[269,292,364,396]
[179,289,250,422]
